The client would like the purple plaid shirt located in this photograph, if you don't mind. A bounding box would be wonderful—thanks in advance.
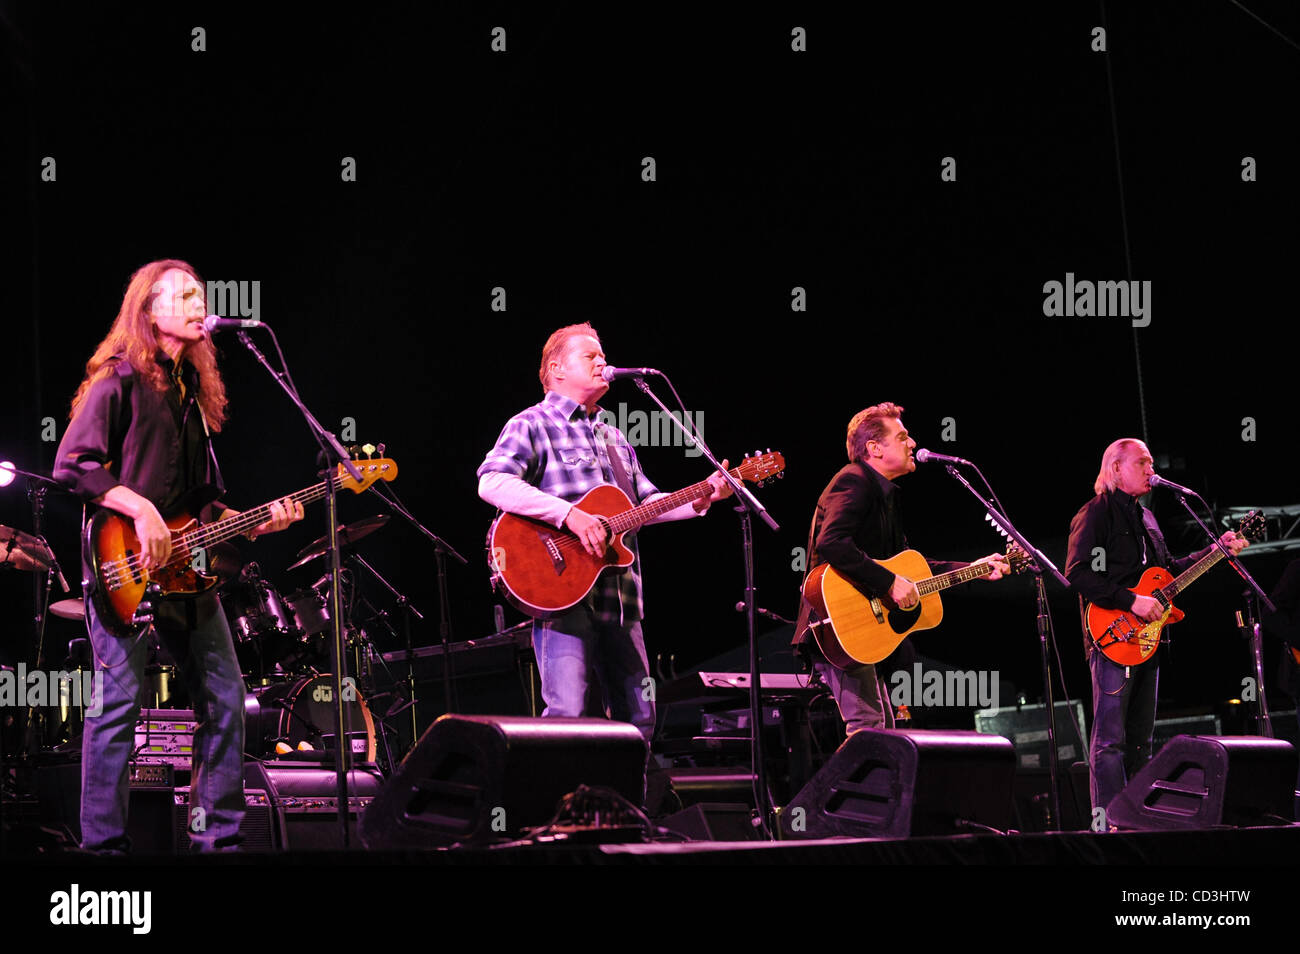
[478,390,660,622]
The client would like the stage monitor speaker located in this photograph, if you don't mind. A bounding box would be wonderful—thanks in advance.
[359,715,647,849]
[780,728,1016,839]
[1107,734,1297,830]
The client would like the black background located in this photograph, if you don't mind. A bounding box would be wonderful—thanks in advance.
[4,2,1298,722]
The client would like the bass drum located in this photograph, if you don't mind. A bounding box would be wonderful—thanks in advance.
[244,675,376,762]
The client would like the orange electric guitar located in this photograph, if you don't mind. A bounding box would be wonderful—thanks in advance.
[487,451,785,618]
[86,455,398,634]
[1085,510,1264,666]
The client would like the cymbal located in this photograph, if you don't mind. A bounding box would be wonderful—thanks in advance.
[0,525,55,572]
[50,599,86,621]
[288,515,389,571]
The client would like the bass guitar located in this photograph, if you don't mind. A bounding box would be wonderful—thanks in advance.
[487,451,785,618]
[86,456,398,634]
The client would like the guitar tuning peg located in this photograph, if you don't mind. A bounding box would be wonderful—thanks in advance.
[376,442,386,457]
[361,443,376,458]
[744,452,750,459]
[765,447,771,454]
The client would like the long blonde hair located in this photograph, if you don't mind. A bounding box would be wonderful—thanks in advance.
[69,259,228,431]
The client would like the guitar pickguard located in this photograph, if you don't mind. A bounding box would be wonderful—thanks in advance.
[887,604,922,635]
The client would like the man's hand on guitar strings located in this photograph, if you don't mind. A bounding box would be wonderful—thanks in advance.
[565,506,610,557]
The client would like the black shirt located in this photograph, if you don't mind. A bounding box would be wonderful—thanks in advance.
[54,353,225,520]
[1065,488,1210,651]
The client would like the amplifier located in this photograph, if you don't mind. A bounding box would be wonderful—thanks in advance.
[1153,713,1220,752]
[169,787,279,852]
[245,761,385,850]
[974,700,1087,771]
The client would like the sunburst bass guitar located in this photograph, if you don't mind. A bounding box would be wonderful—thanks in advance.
[86,456,398,635]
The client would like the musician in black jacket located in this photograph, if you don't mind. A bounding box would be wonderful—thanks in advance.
[54,259,302,852]
[1065,437,1247,817]
[793,403,1008,734]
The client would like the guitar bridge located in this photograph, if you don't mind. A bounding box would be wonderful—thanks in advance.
[867,597,886,625]
[538,532,566,576]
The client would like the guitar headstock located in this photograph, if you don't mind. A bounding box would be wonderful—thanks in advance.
[339,443,399,493]
[1006,540,1035,575]
[736,450,786,486]
[1236,509,1266,542]
[984,512,1036,574]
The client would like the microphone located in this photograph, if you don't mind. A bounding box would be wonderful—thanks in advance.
[734,601,794,624]
[600,366,660,382]
[915,448,972,466]
[1148,474,1196,495]
[202,315,263,333]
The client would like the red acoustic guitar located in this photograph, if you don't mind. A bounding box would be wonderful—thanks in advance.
[487,451,785,618]
[86,456,398,635]
[1085,510,1263,666]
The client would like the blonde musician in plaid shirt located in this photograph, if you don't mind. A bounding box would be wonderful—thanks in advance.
[478,324,731,742]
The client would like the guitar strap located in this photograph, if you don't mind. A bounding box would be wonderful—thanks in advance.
[594,422,637,502]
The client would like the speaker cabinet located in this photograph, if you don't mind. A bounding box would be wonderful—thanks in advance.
[1107,734,1297,830]
[244,760,385,850]
[360,715,648,849]
[780,728,1016,839]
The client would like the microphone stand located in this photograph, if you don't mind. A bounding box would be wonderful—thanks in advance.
[237,328,363,848]
[629,374,780,838]
[1155,484,1276,739]
[935,461,1070,830]
[1157,486,1276,615]
[1237,594,1273,737]
[366,484,467,726]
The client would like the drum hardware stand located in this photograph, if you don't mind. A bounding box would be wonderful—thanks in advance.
[365,482,468,726]
[630,372,780,838]
[1,467,73,762]
[341,548,427,750]
[236,327,365,849]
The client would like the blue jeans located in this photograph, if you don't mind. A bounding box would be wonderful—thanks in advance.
[532,607,656,742]
[1088,648,1159,815]
[82,592,246,852]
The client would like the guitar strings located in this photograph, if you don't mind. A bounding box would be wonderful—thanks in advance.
[105,477,343,583]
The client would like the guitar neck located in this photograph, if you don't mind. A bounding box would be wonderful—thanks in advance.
[1164,544,1228,600]
[181,476,340,551]
[606,472,733,535]
[916,560,995,597]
